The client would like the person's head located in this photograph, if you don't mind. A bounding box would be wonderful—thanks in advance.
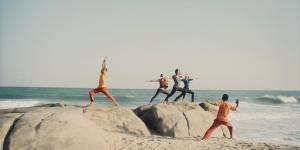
[184,75,189,80]
[222,94,229,101]
[175,69,180,75]
[101,68,108,74]
[160,74,164,77]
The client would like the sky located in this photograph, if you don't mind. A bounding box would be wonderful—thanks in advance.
[0,0,300,90]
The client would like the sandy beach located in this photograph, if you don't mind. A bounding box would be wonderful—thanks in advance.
[0,102,299,150]
[110,133,299,150]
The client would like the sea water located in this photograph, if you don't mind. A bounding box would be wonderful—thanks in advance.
[0,87,299,146]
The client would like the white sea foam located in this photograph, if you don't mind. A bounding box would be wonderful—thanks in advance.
[230,101,299,121]
[0,99,45,109]
[262,95,298,103]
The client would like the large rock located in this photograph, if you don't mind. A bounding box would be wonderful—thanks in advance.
[3,106,111,150]
[0,104,150,150]
[135,101,230,138]
[83,105,150,136]
[199,102,219,116]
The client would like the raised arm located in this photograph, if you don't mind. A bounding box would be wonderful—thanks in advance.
[101,56,107,73]
[230,99,239,111]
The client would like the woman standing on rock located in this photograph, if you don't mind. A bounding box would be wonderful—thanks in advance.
[88,57,119,106]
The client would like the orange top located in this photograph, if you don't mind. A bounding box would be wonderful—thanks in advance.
[210,101,237,122]
[98,71,107,88]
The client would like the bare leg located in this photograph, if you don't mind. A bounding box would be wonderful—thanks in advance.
[89,88,101,105]
[102,87,119,106]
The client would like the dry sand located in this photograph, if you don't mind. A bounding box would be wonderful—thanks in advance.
[111,133,299,150]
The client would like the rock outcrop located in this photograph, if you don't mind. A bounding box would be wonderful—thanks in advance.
[135,101,230,138]
[199,102,219,116]
[83,105,150,136]
[0,104,150,150]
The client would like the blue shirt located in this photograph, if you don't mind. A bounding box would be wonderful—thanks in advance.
[182,78,193,89]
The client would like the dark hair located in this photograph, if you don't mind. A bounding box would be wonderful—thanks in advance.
[222,94,229,101]
[160,74,163,77]
[175,69,179,75]
[101,68,108,73]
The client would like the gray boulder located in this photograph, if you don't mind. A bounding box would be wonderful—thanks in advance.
[199,102,219,116]
[83,105,150,136]
[0,104,150,150]
[135,101,230,138]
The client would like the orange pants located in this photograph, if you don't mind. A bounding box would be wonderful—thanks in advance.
[89,87,118,105]
[203,119,233,140]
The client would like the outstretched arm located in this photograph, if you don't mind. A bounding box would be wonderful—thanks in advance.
[147,79,159,82]
[205,100,220,106]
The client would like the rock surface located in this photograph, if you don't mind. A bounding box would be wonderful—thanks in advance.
[199,102,219,116]
[83,105,150,136]
[0,104,150,150]
[135,101,230,138]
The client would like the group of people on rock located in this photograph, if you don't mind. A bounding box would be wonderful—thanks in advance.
[148,68,196,104]
[88,57,196,106]
[88,57,239,140]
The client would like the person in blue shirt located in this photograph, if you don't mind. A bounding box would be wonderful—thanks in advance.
[174,75,196,102]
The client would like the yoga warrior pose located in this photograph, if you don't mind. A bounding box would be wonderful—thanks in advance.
[174,75,196,102]
[202,94,239,140]
[149,74,169,104]
[164,69,184,103]
[88,57,119,106]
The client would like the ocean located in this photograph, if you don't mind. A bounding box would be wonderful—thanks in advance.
[0,87,299,146]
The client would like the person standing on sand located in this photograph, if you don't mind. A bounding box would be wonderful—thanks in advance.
[174,74,196,102]
[89,57,119,106]
[202,94,239,140]
[163,69,184,103]
[148,74,170,104]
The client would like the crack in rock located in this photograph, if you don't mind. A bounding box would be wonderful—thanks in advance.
[3,114,25,150]
[35,113,56,132]
[182,112,190,136]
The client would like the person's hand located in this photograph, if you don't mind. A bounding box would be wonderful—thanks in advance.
[236,99,239,107]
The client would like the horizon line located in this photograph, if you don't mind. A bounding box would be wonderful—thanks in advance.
[0,85,299,91]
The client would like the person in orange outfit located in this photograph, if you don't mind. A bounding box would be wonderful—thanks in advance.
[202,94,239,140]
[89,57,119,106]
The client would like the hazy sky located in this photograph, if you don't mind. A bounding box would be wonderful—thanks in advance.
[0,0,300,90]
